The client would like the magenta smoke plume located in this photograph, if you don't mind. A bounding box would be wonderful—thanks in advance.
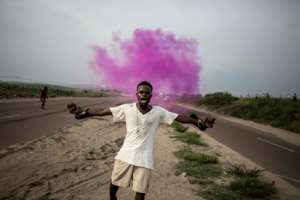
[90,28,201,95]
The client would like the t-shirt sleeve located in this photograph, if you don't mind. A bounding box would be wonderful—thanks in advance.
[160,107,178,125]
[109,104,126,122]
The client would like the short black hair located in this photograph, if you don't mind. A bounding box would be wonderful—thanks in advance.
[137,81,153,91]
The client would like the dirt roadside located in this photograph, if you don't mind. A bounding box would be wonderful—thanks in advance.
[0,116,202,200]
[0,114,299,200]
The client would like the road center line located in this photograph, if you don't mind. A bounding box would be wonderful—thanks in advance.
[256,137,295,153]
[0,114,21,120]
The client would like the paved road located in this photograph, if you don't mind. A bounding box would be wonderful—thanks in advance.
[1,97,300,189]
[0,96,126,147]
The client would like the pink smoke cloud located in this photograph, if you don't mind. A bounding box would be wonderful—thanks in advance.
[90,28,201,95]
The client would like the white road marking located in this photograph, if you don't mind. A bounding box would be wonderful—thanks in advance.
[256,137,296,153]
[0,114,20,120]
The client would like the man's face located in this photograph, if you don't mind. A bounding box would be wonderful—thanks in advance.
[136,85,152,106]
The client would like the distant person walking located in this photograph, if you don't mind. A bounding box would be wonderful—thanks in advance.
[40,86,48,109]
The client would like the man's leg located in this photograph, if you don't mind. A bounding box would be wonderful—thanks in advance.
[41,99,45,109]
[109,182,119,200]
[134,192,145,200]
[132,166,150,200]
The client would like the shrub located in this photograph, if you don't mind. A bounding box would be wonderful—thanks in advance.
[202,92,238,107]
[201,184,242,200]
[229,177,276,199]
[226,164,264,178]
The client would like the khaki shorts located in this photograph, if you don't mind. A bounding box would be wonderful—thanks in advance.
[111,159,151,193]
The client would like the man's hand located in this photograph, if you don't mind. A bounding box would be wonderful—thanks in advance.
[67,103,81,114]
[190,114,216,131]
[67,103,89,119]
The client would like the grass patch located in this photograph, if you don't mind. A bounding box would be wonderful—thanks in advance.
[174,147,222,181]
[229,177,276,199]
[173,131,207,146]
[200,165,276,200]
[226,164,264,178]
[171,121,188,132]
[176,161,222,180]
[175,147,218,164]
[201,184,242,200]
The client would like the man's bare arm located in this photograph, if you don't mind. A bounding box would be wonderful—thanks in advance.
[67,103,112,119]
[175,114,199,126]
[174,114,215,131]
[87,108,112,116]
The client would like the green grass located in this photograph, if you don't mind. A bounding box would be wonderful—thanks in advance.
[171,121,188,132]
[174,147,218,164]
[0,82,111,98]
[201,177,276,200]
[174,147,222,181]
[201,92,300,133]
[226,164,264,178]
[200,184,243,200]
[172,131,208,146]
[229,177,276,199]
[176,161,222,180]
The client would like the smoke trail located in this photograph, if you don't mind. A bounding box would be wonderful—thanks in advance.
[90,28,201,95]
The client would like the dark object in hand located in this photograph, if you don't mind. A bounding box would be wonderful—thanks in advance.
[67,103,89,119]
[190,113,216,131]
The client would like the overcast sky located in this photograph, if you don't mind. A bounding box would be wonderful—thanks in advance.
[0,0,299,96]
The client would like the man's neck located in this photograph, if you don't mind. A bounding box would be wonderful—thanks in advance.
[137,103,152,113]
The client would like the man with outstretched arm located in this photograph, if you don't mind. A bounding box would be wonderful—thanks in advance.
[67,81,215,200]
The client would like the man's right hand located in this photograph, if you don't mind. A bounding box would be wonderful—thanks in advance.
[67,103,89,119]
[190,113,216,131]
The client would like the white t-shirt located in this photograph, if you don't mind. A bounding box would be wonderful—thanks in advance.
[109,103,178,169]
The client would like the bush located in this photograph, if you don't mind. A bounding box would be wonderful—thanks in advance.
[229,177,276,199]
[226,164,264,178]
[202,92,238,107]
[201,184,242,200]
[221,96,300,133]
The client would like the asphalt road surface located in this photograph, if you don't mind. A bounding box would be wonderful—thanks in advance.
[0,96,126,147]
[1,96,300,189]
